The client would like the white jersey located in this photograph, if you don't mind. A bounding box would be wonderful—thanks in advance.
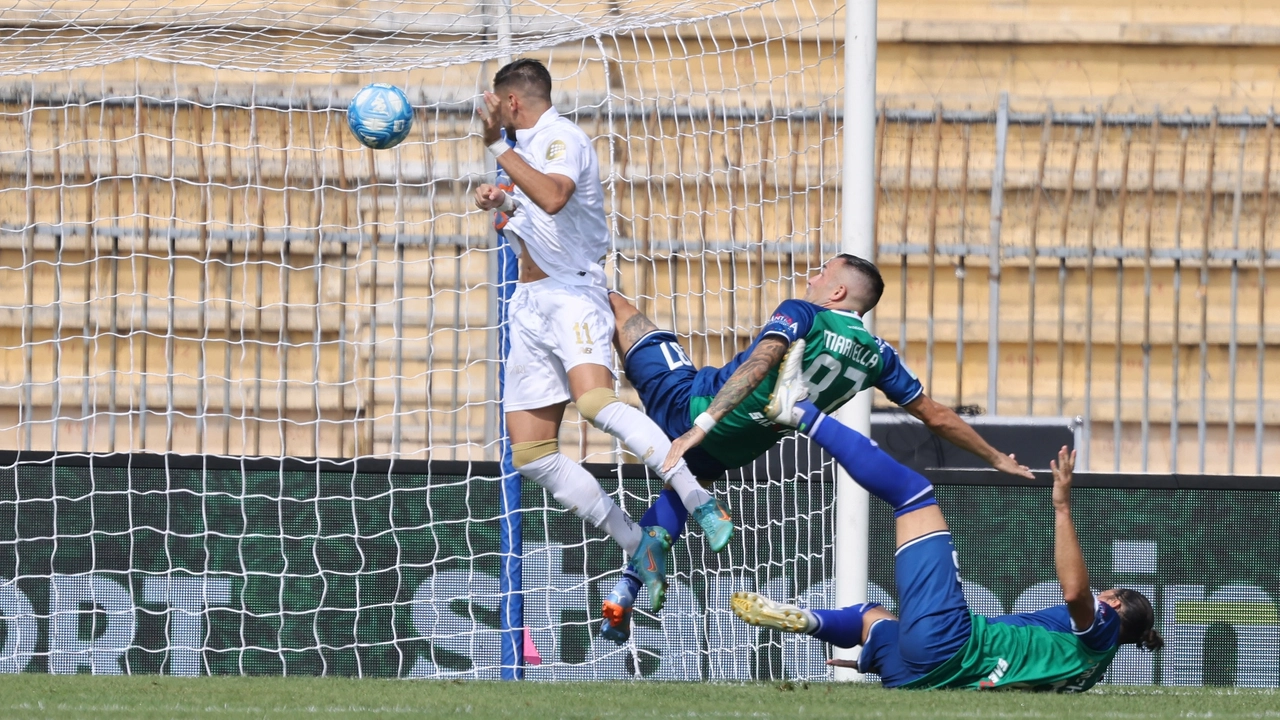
[503,107,610,288]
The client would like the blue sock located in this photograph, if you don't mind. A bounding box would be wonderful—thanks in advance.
[639,487,687,544]
[809,603,882,649]
[794,399,823,433]
[801,401,937,518]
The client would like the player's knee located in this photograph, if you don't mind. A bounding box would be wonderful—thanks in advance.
[511,439,558,469]
[576,387,621,424]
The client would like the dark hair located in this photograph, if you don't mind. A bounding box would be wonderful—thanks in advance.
[1111,588,1164,651]
[834,253,885,312]
[493,58,552,101]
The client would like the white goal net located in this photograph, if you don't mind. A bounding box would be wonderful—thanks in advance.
[0,0,848,680]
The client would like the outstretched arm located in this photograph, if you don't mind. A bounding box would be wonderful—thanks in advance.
[660,337,789,472]
[902,395,1034,479]
[1051,446,1096,631]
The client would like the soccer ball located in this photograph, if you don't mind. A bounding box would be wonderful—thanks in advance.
[347,83,414,150]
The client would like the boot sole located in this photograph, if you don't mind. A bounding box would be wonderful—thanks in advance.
[730,591,809,633]
[764,339,807,422]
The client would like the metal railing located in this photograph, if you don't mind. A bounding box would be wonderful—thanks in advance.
[0,95,1274,472]
[872,97,1278,473]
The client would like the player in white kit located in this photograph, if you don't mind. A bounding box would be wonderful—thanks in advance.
[472,59,731,612]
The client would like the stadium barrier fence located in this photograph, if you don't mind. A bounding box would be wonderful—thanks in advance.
[0,449,1275,685]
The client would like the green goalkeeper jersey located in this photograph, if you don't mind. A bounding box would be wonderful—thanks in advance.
[686,299,923,471]
[903,613,1119,692]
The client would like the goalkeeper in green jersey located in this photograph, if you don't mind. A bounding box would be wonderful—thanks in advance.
[600,255,1032,642]
[732,379,1163,691]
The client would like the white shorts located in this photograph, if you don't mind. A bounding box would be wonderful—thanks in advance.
[504,279,615,412]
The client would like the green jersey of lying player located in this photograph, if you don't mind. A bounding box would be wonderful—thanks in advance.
[731,401,1165,692]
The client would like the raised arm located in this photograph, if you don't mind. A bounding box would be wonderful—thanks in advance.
[478,92,576,214]
[902,395,1034,479]
[660,337,789,472]
[1051,446,1096,631]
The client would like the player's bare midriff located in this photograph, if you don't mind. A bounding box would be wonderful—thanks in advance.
[512,235,550,283]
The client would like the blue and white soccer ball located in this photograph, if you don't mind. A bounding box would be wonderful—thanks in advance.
[347,83,414,150]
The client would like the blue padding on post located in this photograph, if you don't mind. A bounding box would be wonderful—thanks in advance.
[494,132,523,680]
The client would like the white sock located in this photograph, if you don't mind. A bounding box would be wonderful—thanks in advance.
[593,401,713,512]
[667,467,714,514]
[518,451,642,553]
[598,503,641,555]
[802,608,820,634]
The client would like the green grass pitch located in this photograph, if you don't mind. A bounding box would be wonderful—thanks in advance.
[0,675,1275,719]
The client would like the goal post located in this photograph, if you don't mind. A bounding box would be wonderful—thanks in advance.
[833,0,876,683]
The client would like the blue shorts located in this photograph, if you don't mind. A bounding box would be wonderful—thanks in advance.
[858,531,971,687]
[623,331,729,479]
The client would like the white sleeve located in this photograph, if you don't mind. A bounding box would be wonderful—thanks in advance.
[1070,594,1101,633]
[539,128,587,180]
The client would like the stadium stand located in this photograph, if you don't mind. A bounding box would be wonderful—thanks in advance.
[0,0,1276,471]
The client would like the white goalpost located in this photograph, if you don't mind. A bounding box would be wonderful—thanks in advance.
[833,0,875,683]
[0,0,871,681]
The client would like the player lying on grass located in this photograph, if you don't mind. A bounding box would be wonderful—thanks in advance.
[473,58,723,610]
[599,255,1033,642]
[731,370,1163,691]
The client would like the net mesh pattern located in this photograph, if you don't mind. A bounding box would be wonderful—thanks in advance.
[0,0,847,680]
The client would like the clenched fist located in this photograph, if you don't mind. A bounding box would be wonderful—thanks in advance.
[474,183,508,211]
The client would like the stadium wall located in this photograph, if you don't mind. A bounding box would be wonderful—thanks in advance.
[1,101,1276,472]
[0,451,1275,685]
[1,1,1278,473]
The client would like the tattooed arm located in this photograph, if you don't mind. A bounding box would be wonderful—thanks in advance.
[661,337,790,472]
[703,337,790,419]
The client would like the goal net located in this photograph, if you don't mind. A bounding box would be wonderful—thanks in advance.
[0,0,848,680]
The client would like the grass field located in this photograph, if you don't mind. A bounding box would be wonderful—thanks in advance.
[0,675,1275,719]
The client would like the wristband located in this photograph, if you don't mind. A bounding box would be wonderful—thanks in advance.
[487,140,511,159]
[497,193,515,213]
[693,412,717,434]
